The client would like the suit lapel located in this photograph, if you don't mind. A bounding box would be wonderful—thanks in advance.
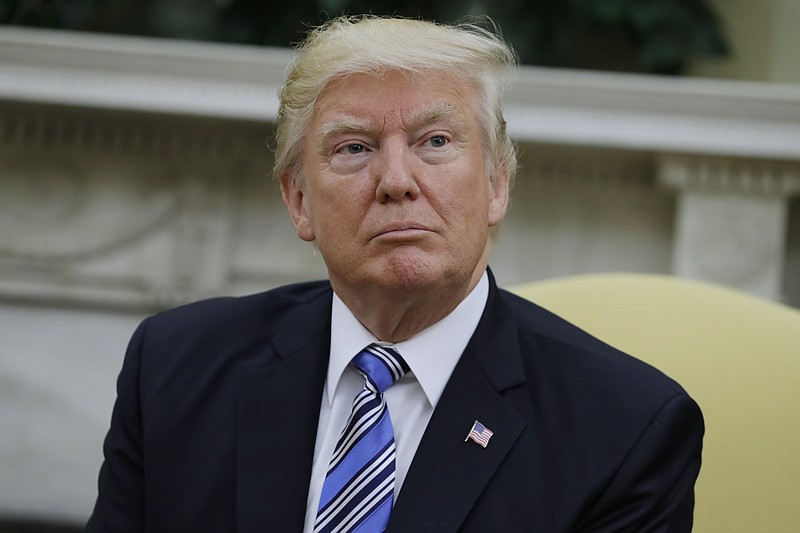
[235,289,332,533]
[389,275,528,533]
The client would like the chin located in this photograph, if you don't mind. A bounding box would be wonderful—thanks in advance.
[376,255,467,292]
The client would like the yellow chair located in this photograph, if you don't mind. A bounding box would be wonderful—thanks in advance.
[509,274,800,533]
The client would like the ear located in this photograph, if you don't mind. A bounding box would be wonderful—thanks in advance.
[279,171,315,242]
[487,169,510,227]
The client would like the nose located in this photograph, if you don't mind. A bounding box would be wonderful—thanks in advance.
[374,142,421,202]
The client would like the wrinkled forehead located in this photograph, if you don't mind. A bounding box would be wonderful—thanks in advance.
[309,70,478,133]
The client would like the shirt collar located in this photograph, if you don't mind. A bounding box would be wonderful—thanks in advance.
[327,271,489,408]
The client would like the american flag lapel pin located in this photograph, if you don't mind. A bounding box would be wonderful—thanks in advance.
[465,420,493,448]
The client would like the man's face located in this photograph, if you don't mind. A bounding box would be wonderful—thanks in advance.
[281,70,509,297]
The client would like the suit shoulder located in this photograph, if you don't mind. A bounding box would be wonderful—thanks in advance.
[135,280,332,356]
[150,280,330,328]
[122,280,332,384]
[498,288,687,399]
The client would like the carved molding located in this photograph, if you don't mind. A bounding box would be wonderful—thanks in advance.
[663,154,795,299]
[660,155,800,196]
[0,105,251,162]
[0,103,268,310]
[0,152,178,261]
[677,194,785,285]
[521,146,655,192]
[0,26,287,122]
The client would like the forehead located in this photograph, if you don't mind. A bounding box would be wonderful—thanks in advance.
[310,70,478,132]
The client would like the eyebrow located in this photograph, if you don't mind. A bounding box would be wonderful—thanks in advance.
[318,116,375,149]
[407,101,469,132]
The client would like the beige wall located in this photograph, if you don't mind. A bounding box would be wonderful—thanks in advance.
[769,0,800,83]
[690,0,800,83]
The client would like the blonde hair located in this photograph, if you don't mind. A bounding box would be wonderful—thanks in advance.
[273,15,517,185]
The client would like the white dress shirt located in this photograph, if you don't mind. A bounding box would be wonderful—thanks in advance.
[302,272,489,532]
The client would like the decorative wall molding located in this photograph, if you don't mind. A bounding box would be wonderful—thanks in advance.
[0,150,178,261]
[660,154,800,196]
[0,102,274,310]
[659,154,800,300]
[521,146,655,192]
[506,68,800,161]
[0,26,287,121]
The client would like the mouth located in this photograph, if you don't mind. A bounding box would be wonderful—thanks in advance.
[373,222,434,241]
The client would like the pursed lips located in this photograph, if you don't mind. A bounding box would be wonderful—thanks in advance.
[371,222,434,240]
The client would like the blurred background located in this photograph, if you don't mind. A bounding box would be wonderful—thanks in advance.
[1,0,799,530]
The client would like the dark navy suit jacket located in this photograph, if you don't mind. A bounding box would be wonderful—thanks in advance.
[85,271,703,532]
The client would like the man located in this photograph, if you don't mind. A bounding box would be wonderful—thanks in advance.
[85,15,703,533]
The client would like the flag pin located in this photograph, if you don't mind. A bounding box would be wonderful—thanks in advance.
[464,420,493,448]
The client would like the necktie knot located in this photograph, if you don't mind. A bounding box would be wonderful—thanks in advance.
[352,344,410,394]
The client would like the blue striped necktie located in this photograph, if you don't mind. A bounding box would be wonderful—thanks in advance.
[314,344,410,533]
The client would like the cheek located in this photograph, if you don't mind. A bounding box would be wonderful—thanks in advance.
[309,192,365,245]
[459,174,493,215]
[426,164,490,220]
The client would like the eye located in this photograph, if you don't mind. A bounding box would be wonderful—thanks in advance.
[429,135,448,148]
[342,143,365,154]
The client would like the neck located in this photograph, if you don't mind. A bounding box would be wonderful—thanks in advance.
[334,263,488,343]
